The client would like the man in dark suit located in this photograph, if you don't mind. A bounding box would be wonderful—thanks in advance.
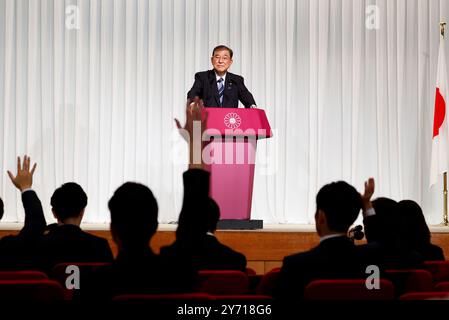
[187,45,257,108]
[79,182,196,300]
[160,190,247,273]
[361,179,425,270]
[168,100,247,271]
[0,156,47,270]
[276,181,376,301]
[36,182,113,272]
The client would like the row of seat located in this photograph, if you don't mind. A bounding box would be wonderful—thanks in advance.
[2,278,449,301]
[1,260,449,300]
[304,279,449,300]
[0,279,273,301]
[0,267,255,300]
[1,277,448,301]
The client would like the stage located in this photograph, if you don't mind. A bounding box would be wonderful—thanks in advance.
[1,223,449,274]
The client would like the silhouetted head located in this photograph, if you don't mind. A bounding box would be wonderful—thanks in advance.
[364,197,400,244]
[0,197,3,220]
[176,197,220,241]
[204,198,220,233]
[397,200,431,247]
[109,182,158,251]
[315,181,363,236]
[51,182,87,223]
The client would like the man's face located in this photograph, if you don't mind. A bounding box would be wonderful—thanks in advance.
[211,49,233,75]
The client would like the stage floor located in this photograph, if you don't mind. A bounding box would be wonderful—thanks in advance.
[1,223,449,274]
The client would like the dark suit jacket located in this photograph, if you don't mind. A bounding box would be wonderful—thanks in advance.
[276,236,379,301]
[79,248,196,300]
[362,214,425,269]
[160,234,247,272]
[36,224,113,272]
[416,243,445,261]
[175,169,210,240]
[162,169,248,272]
[0,190,47,270]
[187,70,256,108]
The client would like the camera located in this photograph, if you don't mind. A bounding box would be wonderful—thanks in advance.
[348,225,364,242]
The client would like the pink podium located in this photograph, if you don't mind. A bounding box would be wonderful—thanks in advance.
[202,108,272,228]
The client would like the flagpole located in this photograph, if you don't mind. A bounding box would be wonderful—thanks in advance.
[444,172,448,226]
[441,22,448,226]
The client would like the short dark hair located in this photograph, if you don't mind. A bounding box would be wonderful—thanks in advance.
[0,197,4,220]
[398,200,431,247]
[109,182,158,249]
[51,182,87,221]
[204,198,220,233]
[176,197,220,241]
[316,181,362,232]
[366,197,399,244]
[212,45,233,58]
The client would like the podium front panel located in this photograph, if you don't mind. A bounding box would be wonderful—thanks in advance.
[204,138,257,220]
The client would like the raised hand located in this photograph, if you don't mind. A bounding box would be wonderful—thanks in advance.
[361,178,375,210]
[7,155,37,191]
[175,97,208,168]
[175,97,207,142]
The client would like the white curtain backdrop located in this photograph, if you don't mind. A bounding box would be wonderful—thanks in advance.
[1,0,449,225]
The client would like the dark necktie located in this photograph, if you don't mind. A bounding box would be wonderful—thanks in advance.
[217,78,224,106]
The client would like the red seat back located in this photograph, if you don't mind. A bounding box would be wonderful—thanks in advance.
[51,262,111,300]
[246,267,257,276]
[213,294,273,301]
[434,281,449,291]
[304,279,395,300]
[113,293,213,301]
[0,279,65,300]
[425,261,449,283]
[385,269,433,294]
[400,292,449,300]
[197,270,249,295]
[0,270,48,280]
[256,268,280,296]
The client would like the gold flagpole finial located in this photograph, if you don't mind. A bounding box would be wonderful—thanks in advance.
[441,22,446,38]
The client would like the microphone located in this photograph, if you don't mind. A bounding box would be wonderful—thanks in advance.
[348,225,364,242]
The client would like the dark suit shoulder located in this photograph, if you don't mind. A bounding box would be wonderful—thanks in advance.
[419,244,445,261]
[282,246,321,267]
[284,247,317,261]
[227,72,244,82]
[205,236,246,258]
[43,225,102,241]
[0,234,18,244]
[431,244,445,260]
[38,225,113,266]
[194,70,214,79]
[80,251,196,300]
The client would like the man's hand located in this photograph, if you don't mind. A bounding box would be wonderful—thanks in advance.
[361,178,375,210]
[175,97,207,141]
[7,155,37,192]
[175,98,208,169]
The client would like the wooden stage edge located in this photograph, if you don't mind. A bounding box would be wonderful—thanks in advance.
[1,223,449,275]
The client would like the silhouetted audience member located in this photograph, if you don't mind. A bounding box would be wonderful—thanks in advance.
[161,193,247,272]
[0,156,47,270]
[36,183,113,272]
[79,182,196,300]
[362,196,424,269]
[163,98,247,272]
[364,197,400,243]
[397,200,444,261]
[276,181,374,301]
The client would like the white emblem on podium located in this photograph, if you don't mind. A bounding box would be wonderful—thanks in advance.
[224,113,241,129]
